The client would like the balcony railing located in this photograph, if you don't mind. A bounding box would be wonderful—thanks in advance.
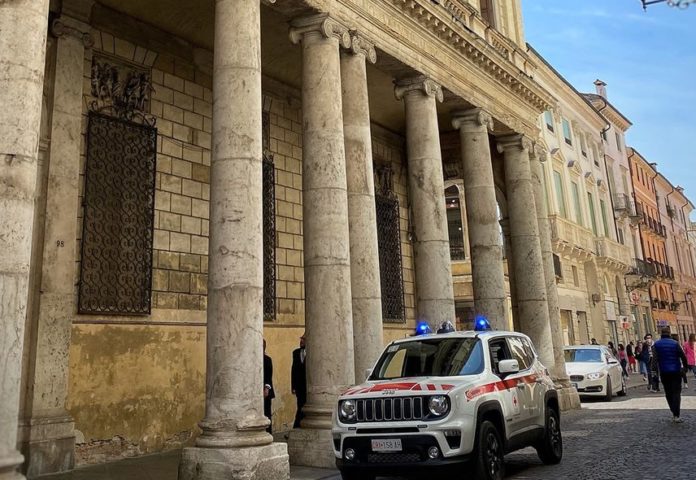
[631,258,657,277]
[643,214,667,237]
[595,237,632,266]
[549,215,595,252]
[613,193,637,217]
[645,258,675,280]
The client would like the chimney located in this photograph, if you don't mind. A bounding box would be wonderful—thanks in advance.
[594,79,607,98]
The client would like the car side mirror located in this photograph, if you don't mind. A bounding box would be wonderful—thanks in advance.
[365,368,373,380]
[498,359,520,376]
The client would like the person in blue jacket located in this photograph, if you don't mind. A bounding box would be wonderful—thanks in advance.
[653,327,689,423]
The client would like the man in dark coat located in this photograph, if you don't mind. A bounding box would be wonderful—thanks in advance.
[263,339,275,433]
[291,333,307,428]
[653,327,689,422]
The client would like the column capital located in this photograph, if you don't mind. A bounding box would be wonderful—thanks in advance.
[451,108,494,132]
[289,13,351,48]
[345,32,377,64]
[51,16,94,47]
[394,75,443,102]
[496,133,534,155]
[530,143,548,163]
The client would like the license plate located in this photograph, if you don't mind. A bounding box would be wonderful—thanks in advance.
[371,439,402,452]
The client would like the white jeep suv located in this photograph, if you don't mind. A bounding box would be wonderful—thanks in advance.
[332,330,562,480]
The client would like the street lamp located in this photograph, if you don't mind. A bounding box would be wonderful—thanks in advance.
[641,0,693,9]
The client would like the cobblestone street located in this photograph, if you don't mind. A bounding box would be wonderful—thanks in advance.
[41,378,696,480]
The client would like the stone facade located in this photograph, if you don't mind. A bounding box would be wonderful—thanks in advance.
[1,0,588,478]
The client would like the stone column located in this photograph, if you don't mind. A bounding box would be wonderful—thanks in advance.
[529,145,579,410]
[287,14,355,469]
[452,109,507,329]
[178,1,289,478]
[395,76,455,329]
[498,134,554,368]
[0,0,50,478]
[341,34,383,383]
[17,17,92,477]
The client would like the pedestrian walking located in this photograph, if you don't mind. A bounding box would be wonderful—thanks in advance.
[618,344,629,378]
[263,339,275,434]
[607,341,618,357]
[635,342,647,380]
[591,338,599,345]
[291,333,307,428]
[653,327,689,423]
[627,341,637,373]
[640,334,660,392]
[684,333,696,383]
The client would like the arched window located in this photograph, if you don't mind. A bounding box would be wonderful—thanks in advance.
[446,185,465,260]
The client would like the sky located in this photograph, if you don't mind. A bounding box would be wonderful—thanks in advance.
[522,0,696,219]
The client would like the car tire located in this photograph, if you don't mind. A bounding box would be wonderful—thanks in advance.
[617,377,628,397]
[340,470,374,480]
[472,420,505,480]
[536,406,563,465]
[604,377,613,402]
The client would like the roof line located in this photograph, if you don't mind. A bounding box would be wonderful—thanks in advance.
[526,43,606,124]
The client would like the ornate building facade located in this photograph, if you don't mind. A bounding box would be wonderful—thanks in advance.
[530,51,632,348]
[0,0,580,478]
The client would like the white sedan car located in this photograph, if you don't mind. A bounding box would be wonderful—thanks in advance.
[564,345,627,401]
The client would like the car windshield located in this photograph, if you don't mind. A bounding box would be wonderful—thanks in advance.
[564,348,602,363]
[370,338,484,380]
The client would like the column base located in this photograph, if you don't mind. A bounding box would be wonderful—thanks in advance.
[554,382,581,411]
[287,428,336,469]
[17,415,75,477]
[178,442,289,480]
[0,450,26,480]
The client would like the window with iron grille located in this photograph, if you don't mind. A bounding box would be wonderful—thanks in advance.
[375,165,405,323]
[263,154,276,320]
[78,112,157,314]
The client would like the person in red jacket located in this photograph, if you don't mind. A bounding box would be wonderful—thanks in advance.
[684,333,696,383]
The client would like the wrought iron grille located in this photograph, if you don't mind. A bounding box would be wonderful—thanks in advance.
[78,112,157,314]
[376,193,406,323]
[263,154,276,320]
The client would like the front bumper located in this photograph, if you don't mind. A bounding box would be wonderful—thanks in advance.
[571,377,606,396]
[336,434,471,474]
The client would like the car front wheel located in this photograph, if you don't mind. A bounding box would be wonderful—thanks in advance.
[472,420,505,480]
[536,406,563,465]
[617,376,628,397]
[604,377,613,402]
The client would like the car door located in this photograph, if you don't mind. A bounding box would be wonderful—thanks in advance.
[602,347,621,393]
[519,337,545,427]
[506,336,537,428]
[488,337,528,435]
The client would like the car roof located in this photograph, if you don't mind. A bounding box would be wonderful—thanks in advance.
[564,345,605,350]
[389,330,529,346]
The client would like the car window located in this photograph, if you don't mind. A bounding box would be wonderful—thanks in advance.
[507,336,532,370]
[488,338,513,375]
[370,338,484,379]
[521,338,537,363]
[564,348,602,362]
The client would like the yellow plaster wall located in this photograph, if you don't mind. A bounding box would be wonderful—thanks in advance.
[67,324,205,460]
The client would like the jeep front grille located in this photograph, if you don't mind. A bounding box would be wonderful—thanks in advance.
[356,397,424,422]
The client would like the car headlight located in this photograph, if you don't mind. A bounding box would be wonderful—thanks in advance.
[586,372,605,380]
[339,400,356,421]
[428,395,450,417]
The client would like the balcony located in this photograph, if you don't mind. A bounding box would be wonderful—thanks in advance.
[549,215,595,259]
[645,258,675,281]
[613,193,639,218]
[643,215,667,237]
[595,237,632,270]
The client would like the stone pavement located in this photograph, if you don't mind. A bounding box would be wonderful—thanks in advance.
[40,373,696,480]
